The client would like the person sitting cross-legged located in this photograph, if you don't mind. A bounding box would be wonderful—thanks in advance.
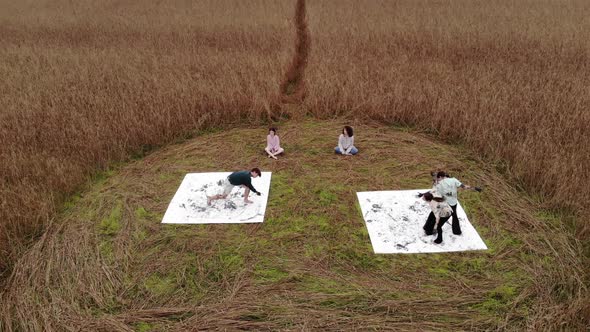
[265,127,284,159]
[335,125,358,155]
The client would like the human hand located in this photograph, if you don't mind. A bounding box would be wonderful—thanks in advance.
[474,187,483,192]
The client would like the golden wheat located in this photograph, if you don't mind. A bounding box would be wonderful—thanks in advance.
[1,0,588,280]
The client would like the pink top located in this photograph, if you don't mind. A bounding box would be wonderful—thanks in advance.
[267,135,281,152]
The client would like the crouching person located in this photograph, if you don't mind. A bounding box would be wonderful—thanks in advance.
[421,192,453,244]
[207,168,262,205]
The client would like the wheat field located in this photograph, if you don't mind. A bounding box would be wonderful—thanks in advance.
[1,0,588,287]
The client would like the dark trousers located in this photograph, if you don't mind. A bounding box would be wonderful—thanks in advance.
[450,204,462,235]
[423,213,452,243]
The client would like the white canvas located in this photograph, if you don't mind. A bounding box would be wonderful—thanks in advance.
[357,190,487,254]
[162,172,272,224]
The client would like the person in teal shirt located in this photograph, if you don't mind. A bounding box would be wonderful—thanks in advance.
[423,171,481,235]
[207,168,262,205]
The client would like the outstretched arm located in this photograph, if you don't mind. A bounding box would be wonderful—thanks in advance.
[246,182,260,195]
[459,184,482,192]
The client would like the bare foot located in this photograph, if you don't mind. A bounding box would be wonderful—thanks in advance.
[244,199,253,204]
[272,155,278,160]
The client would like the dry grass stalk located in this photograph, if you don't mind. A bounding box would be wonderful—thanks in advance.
[0,121,587,331]
[0,0,588,316]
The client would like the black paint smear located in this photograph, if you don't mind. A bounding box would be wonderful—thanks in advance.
[395,240,413,250]
[240,212,263,222]
[371,204,382,213]
[224,201,237,210]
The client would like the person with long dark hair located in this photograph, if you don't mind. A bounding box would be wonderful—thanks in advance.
[265,127,284,159]
[421,192,453,244]
[335,126,358,155]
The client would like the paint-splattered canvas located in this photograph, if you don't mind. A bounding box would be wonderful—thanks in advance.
[357,190,487,254]
[162,172,272,224]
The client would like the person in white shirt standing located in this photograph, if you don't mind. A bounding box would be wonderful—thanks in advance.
[335,126,358,155]
[432,171,482,235]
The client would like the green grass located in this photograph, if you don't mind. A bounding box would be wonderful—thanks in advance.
[10,120,584,331]
[473,284,519,315]
[254,259,290,284]
[144,273,177,297]
[134,322,154,332]
[99,201,123,236]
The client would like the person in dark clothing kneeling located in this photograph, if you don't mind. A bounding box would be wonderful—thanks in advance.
[207,168,262,205]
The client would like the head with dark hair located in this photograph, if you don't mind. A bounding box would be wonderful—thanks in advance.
[436,171,449,179]
[422,192,445,202]
[342,126,354,137]
[269,127,277,135]
[251,168,261,177]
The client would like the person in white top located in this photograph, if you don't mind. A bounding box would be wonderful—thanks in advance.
[427,171,482,235]
[265,127,284,159]
[421,192,453,244]
[335,126,358,155]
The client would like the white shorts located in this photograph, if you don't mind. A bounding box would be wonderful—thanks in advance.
[221,178,235,196]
